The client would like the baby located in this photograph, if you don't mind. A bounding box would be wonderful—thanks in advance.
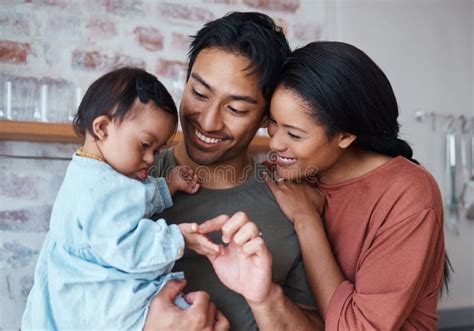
[22,68,223,330]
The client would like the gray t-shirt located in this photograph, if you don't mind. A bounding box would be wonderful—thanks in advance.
[151,148,315,330]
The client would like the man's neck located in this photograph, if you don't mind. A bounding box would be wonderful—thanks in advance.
[173,141,254,190]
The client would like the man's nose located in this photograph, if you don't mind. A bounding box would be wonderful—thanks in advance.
[198,102,225,133]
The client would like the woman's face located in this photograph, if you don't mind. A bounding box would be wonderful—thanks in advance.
[267,87,347,182]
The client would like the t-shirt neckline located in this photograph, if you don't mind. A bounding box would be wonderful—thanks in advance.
[318,156,406,190]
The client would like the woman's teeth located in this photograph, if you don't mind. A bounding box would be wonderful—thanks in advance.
[277,154,297,165]
[194,129,223,144]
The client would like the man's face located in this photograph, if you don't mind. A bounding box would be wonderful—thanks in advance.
[180,47,266,166]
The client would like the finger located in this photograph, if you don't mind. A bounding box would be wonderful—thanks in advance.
[264,173,278,191]
[206,302,217,328]
[241,236,266,256]
[232,221,260,246]
[183,291,196,304]
[198,214,230,234]
[221,212,249,244]
[156,279,187,302]
[186,291,210,309]
[214,310,230,331]
[264,175,287,200]
[179,222,198,234]
[197,234,221,253]
[191,182,200,193]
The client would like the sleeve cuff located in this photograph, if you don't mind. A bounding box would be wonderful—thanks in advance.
[167,223,185,259]
[154,177,173,210]
[144,177,173,215]
[326,280,354,330]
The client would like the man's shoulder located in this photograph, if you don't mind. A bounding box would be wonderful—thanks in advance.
[149,148,176,178]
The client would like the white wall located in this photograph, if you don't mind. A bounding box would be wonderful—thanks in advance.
[331,0,473,309]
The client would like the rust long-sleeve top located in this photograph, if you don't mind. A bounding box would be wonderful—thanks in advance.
[319,156,446,330]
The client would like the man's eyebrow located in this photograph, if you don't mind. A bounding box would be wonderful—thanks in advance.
[229,94,258,105]
[191,73,212,91]
[191,73,258,105]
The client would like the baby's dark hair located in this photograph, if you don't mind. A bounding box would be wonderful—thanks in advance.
[73,67,177,139]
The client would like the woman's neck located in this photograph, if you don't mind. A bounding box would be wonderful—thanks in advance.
[319,148,393,185]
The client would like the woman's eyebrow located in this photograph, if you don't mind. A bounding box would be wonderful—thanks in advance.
[282,123,308,134]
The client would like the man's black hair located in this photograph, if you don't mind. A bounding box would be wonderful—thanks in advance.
[187,12,291,113]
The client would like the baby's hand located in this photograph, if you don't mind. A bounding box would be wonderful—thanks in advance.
[178,223,221,256]
[166,166,200,195]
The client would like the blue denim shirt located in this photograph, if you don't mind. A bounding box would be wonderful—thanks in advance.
[22,154,185,330]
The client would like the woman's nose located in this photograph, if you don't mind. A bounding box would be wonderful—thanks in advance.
[268,131,286,152]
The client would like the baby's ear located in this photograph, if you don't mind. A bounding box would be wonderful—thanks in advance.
[92,115,111,140]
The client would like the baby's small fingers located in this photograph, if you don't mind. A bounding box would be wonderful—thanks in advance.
[191,183,200,193]
[197,235,220,253]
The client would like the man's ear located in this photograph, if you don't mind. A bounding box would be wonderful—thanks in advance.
[92,115,111,140]
[338,132,357,149]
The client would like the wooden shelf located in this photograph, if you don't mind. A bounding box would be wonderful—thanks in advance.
[0,120,270,153]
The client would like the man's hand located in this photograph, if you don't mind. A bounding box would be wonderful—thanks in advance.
[144,280,229,331]
[198,212,273,303]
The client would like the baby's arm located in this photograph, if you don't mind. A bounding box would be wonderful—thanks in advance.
[166,166,200,196]
[80,174,184,274]
[144,176,173,215]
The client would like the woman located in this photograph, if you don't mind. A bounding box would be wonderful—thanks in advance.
[265,41,450,330]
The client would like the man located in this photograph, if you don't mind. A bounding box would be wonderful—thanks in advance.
[151,12,321,330]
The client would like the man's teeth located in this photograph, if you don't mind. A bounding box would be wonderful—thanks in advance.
[195,129,223,144]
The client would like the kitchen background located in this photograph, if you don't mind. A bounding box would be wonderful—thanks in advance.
[0,0,473,329]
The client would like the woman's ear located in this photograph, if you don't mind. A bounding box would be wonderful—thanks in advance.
[260,114,269,129]
[92,115,111,140]
[338,132,357,149]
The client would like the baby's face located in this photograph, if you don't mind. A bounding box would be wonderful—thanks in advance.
[102,100,176,180]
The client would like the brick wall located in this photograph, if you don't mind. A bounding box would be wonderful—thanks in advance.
[0,1,331,328]
[0,0,331,122]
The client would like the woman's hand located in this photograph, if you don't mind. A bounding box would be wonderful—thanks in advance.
[264,175,326,225]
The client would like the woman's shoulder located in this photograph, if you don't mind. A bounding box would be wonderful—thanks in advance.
[383,157,441,202]
[375,157,443,225]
